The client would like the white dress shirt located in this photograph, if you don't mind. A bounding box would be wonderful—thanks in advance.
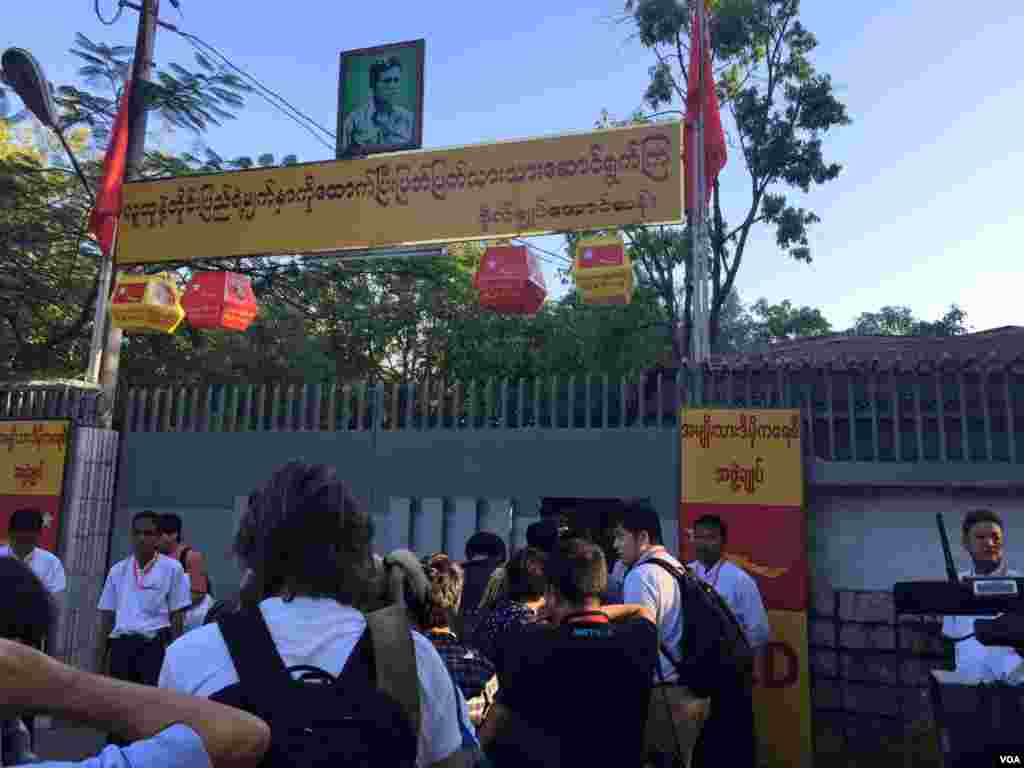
[623,547,685,683]
[688,558,771,648]
[942,564,1024,684]
[98,555,191,638]
[0,545,66,594]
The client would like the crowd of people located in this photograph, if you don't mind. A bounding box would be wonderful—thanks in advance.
[4,458,1014,767]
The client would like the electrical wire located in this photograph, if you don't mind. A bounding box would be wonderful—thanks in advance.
[175,31,336,151]
[511,238,573,266]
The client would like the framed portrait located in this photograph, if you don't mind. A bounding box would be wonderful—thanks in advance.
[337,39,425,158]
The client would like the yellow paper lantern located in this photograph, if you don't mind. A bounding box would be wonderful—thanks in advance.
[574,233,634,305]
[110,272,185,334]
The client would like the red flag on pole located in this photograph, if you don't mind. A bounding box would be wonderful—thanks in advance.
[88,81,133,258]
[685,3,727,213]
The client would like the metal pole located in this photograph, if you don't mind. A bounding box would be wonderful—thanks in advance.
[690,0,709,363]
[95,0,159,425]
[85,221,118,383]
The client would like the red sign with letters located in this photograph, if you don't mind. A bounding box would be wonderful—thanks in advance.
[181,271,259,331]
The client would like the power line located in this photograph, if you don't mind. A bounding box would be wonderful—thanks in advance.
[176,32,336,152]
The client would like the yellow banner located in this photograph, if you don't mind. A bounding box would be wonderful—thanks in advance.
[116,122,684,265]
[681,408,803,506]
[753,609,813,768]
[0,420,70,496]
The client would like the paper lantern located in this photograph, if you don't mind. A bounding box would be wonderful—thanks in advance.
[109,272,185,334]
[574,234,634,305]
[181,271,258,331]
[473,245,547,315]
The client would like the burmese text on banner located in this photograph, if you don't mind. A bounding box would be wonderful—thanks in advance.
[0,420,70,553]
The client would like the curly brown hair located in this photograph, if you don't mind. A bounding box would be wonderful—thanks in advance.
[422,553,465,630]
[234,461,374,604]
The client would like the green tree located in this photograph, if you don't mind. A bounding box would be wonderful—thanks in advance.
[749,297,831,342]
[624,0,851,351]
[850,304,969,337]
[0,33,253,379]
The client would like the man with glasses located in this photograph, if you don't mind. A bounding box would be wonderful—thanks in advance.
[96,511,190,744]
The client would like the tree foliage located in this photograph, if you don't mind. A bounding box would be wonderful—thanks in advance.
[623,0,851,351]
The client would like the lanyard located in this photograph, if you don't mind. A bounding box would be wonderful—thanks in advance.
[133,554,157,589]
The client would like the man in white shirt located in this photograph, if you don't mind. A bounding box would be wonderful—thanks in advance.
[2,506,68,750]
[687,514,771,649]
[97,510,191,719]
[158,461,468,768]
[942,508,1024,684]
[618,498,709,768]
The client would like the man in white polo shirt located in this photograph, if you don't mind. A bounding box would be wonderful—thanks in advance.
[687,514,770,649]
[2,506,68,751]
[97,510,191,701]
[1,507,67,598]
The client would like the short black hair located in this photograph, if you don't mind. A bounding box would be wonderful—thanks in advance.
[131,511,160,531]
[620,498,663,546]
[158,513,182,538]
[465,531,507,562]
[963,508,1004,537]
[9,507,43,532]
[370,56,402,89]
[0,556,54,645]
[505,546,548,602]
[234,461,373,604]
[547,538,607,605]
[693,514,728,542]
[527,519,562,554]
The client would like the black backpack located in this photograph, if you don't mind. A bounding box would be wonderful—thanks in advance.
[210,604,420,768]
[642,558,754,698]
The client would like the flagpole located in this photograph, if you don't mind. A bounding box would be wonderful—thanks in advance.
[691,0,709,364]
[85,219,119,383]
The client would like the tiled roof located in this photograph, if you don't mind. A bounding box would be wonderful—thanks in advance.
[709,327,1024,371]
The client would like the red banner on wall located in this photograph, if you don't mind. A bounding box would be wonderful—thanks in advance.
[0,420,70,553]
[680,502,808,612]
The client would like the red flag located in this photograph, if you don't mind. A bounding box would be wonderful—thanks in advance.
[685,4,727,213]
[88,81,133,258]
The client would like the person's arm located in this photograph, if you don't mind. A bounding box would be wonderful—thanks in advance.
[601,602,655,625]
[186,551,209,606]
[623,566,660,622]
[739,576,772,648]
[170,610,185,641]
[96,611,115,673]
[168,563,192,640]
[0,638,270,768]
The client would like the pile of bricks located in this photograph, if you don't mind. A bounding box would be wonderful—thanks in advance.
[808,578,951,765]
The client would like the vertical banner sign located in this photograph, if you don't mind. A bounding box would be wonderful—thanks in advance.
[0,420,70,553]
[679,408,811,768]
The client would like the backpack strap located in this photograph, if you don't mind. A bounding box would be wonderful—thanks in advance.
[638,557,688,677]
[365,604,421,741]
[218,607,292,689]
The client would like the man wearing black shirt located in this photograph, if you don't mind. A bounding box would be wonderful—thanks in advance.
[479,538,657,767]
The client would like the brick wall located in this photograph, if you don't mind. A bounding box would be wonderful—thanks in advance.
[809,579,951,767]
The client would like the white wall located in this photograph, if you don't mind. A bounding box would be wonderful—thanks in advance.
[810,488,1024,591]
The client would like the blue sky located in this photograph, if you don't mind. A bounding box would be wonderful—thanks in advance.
[6,0,1022,332]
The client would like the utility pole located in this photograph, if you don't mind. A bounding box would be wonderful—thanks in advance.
[96,0,160,427]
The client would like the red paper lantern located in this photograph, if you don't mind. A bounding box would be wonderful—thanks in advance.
[473,245,547,315]
[181,271,258,331]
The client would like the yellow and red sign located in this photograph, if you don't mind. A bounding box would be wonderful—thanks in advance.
[680,408,811,768]
[574,233,634,305]
[114,122,683,265]
[0,420,70,553]
[681,408,803,506]
[110,272,185,334]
